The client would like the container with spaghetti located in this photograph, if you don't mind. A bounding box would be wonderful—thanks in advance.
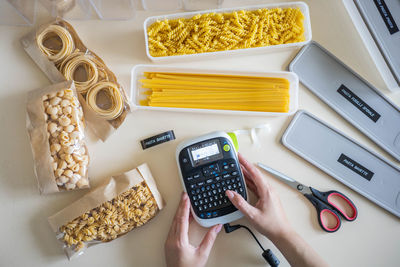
[21,18,130,141]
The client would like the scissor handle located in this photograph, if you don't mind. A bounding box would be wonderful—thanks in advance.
[310,187,358,221]
[304,194,341,233]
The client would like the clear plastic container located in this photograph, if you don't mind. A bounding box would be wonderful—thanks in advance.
[183,0,223,11]
[90,0,135,20]
[142,0,182,11]
[39,0,92,20]
[0,0,36,26]
[131,65,299,116]
[143,2,312,62]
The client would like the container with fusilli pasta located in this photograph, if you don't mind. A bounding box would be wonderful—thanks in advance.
[144,2,311,61]
[48,163,165,259]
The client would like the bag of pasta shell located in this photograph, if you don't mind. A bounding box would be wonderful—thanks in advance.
[20,18,130,141]
[26,81,90,194]
[48,163,165,260]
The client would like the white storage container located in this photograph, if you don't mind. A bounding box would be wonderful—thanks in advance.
[131,65,299,116]
[143,2,312,62]
[0,0,36,26]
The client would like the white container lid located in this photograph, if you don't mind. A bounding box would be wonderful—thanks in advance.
[0,0,36,26]
[142,0,182,11]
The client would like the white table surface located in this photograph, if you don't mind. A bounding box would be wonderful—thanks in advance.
[0,0,399,266]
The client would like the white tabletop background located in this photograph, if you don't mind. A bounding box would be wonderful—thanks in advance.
[0,0,399,266]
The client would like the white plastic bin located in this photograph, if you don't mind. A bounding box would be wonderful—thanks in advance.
[39,0,92,20]
[183,0,223,11]
[142,0,182,11]
[0,0,36,26]
[131,65,299,116]
[143,2,312,62]
[90,0,135,20]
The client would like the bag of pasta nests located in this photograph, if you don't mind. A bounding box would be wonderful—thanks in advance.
[21,18,130,141]
[48,164,165,260]
[26,81,90,194]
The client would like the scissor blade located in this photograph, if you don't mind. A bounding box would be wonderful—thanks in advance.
[257,163,310,194]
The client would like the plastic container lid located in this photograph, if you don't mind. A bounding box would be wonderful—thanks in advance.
[39,0,92,20]
[183,0,223,11]
[0,0,36,26]
[90,0,135,20]
[142,0,182,11]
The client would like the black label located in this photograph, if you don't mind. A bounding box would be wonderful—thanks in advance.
[141,130,175,149]
[374,0,399,35]
[337,154,374,181]
[337,84,381,123]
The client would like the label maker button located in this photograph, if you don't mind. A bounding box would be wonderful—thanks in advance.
[223,144,231,152]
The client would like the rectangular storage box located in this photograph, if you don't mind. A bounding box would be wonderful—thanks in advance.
[0,0,36,26]
[143,1,312,62]
[342,0,400,92]
[131,65,299,116]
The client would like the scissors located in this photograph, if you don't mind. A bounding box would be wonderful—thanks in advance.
[257,163,358,233]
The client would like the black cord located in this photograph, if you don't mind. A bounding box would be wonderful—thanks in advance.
[224,223,280,267]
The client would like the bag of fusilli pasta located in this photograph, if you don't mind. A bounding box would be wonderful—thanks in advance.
[48,163,165,260]
[21,17,130,141]
[26,81,90,194]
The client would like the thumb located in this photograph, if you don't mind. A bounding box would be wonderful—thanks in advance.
[198,224,222,256]
[226,190,258,220]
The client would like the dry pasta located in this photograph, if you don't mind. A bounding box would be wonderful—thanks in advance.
[60,181,158,252]
[86,81,125,120]
[43,88,89,190]
[36,24,75,63]
[26,81,90,194]
[147,7,305,57]
[48,164,164,259]
[139,72,290,113]
[30,19,130,139]
[59,50,100,93]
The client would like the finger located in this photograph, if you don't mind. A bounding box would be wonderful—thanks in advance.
[240,163,256,184]
[189,213,194,224]
[226,190,258,220]
[241,165,257,192]
[173,192,190,243]
[245,179,258,197]
[198,224,222,256]
[238,154,268,193]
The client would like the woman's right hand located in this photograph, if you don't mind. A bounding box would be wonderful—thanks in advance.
[225,153,293,241]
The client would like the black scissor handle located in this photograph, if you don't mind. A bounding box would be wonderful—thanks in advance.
[304,193,341,233]
[310,187,358,221]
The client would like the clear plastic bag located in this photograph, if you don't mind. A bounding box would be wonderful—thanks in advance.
[26,81,90,194]
[21,18,131,141]
[48,164,165,259]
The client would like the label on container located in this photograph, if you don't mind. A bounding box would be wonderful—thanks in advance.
[373,0,399,35]
[337,154,374,181]
[337,84,381,122]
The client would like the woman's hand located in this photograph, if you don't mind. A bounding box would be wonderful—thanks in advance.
[225,153,292,241]
[165,192,222,267]
[226,154,329,267]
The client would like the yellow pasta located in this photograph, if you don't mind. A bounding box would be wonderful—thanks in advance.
[139,72,290,113]
[60,181,158,252]
[147,8,305,57]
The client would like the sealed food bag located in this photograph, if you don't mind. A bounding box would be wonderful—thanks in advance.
[48,164,165,260]
[26,81,90,194]
[21,18,130,141]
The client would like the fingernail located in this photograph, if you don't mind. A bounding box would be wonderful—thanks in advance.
[225,190,234,198]
[215,224,222,233]
[182,192,187,200]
